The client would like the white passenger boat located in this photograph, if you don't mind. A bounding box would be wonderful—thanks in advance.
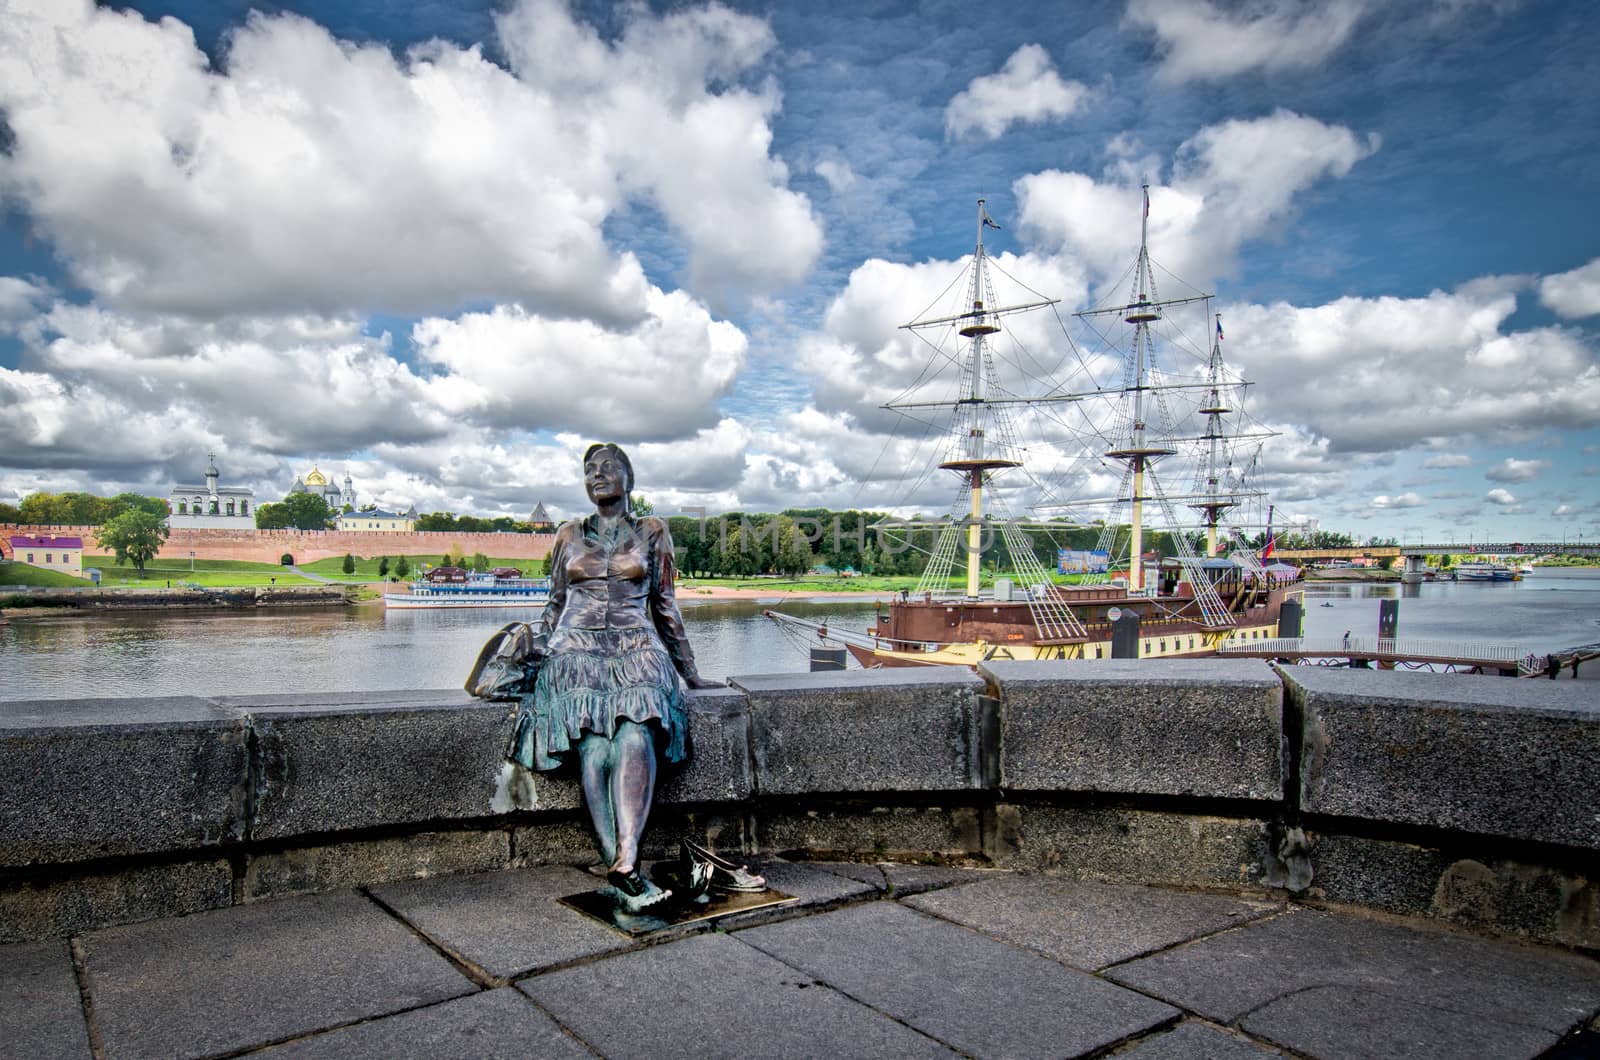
[384,571,551,609]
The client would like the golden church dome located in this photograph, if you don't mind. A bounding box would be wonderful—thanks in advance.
[304,466,328,487]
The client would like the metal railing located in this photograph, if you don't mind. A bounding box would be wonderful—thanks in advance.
[1218,636,1526,663]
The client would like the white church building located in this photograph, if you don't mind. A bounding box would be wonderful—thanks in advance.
[168,453,256,529]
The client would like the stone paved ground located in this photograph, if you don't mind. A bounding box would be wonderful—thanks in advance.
[4,860,1599,1059]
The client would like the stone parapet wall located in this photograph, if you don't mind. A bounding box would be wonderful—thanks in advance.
[1,523,554,565]
[2,663,1595,948]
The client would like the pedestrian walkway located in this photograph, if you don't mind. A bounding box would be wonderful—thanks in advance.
[5,859,1599,1058]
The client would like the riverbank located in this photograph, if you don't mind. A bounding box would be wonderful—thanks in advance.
[0,584,350,616]
[1302,567,1400,582]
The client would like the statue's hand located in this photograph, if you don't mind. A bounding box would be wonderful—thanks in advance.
[685,674,725,690]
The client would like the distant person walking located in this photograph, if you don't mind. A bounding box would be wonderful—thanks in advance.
[1343,630,1351,650]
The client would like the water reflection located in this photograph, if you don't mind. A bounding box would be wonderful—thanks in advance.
[4,571,1596,704]
[0,597,879,703]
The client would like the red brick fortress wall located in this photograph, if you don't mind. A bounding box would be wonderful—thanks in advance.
[1,525,555,565]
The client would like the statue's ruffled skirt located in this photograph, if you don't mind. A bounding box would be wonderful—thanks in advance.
[507,627,687,772]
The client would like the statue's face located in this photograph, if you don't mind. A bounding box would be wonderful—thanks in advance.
[584,449,628,505]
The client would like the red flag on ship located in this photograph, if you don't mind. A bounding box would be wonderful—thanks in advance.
[1262,505,1276,559]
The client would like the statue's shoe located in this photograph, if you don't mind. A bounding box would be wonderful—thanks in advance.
[683,839,767,893]
[607,867,672,913]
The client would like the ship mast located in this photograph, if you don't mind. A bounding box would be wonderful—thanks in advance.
[941,199,1020,599]
[1101,185,1176,592]
[1191,312,1236,557]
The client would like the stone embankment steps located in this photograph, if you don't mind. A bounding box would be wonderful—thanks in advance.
[2,662,1598,1054]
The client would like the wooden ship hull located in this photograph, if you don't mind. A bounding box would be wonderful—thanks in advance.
[845,579,1294,668]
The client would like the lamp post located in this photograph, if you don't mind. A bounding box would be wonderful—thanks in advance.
[190,550,195,572]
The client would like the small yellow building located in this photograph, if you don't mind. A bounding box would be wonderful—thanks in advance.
[335,507,417,533]
[7,534,84,575]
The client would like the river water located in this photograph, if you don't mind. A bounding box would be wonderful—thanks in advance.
[2,570,1596,703]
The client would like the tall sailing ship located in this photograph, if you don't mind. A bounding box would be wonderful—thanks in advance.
[768,190,1297,667]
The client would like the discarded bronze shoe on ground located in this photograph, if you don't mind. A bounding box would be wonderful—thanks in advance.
[683,839,767,893]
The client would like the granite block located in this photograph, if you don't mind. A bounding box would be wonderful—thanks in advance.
[658,685,752,804]
[983,658,1283,801]
[755,802,983,858]
[255,987,589,1059]
[241,693,510,839]
[0,696,247,865]
[738,901,1178,1057]
[730,669,987,795]
[1119,1021,1284,1058]
[0,939,91,1060]
[1243,983,1567,1059]
[1287,668,1600,848]
[709,858,877,930]
[369,865,632,981]
[1107,906,1600,1045]
[242,830,510,901]
[522,931,958,1059]
[1310,832,1600,948]
[904,875,1280,970]
[998,804,1274,889]
[512,817,610,867]
[810,861,1005,897]
[81,891,473,1059]
[0,858,232,944]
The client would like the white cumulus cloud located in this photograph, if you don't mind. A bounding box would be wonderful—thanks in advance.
[412,288,746,442]
[1485,488,1517,505]
[1220,284,1600,454]
[1125,0,1370,83]
[944,44,1092,140]
[1372,492,1425,509]
[0,0,821,321]
[1539,258,1600,320]
[1422,453,1472,469]
[1017,110,1378,290]
[1484,457,1549,483]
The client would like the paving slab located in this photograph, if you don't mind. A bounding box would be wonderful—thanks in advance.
[255,987,590,1059]
[1107,907,1600,1055]
[906,875,1282,971]
[521,930,957,1059]
[807,860,1007,897]
[709,857,878,929]
[738,901,1178,1057]
[0,939,91,1060]
[370,865,633,981]
[1241,983,1566,1060]
[80,891,473,1059]
[1118,1020,1283,1057]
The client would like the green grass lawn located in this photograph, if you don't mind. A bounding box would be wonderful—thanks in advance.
[0,561,95,587]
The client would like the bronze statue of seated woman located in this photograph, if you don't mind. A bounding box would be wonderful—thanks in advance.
[476,442,752,915]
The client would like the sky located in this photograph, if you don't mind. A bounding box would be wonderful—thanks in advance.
[0,0,1596,544]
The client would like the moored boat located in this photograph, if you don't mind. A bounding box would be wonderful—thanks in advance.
[384,569,551,609]
[768,193,1295,667]
[1455,561,1519,582]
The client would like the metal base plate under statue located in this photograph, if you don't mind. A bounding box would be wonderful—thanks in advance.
[559,865,798,936]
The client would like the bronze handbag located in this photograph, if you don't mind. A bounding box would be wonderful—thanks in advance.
[464,622,546,701]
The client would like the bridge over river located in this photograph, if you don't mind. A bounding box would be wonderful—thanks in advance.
[1273,541,1600,561]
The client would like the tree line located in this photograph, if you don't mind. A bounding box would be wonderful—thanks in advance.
[0,491,169,526]
[658,510,1191,580]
